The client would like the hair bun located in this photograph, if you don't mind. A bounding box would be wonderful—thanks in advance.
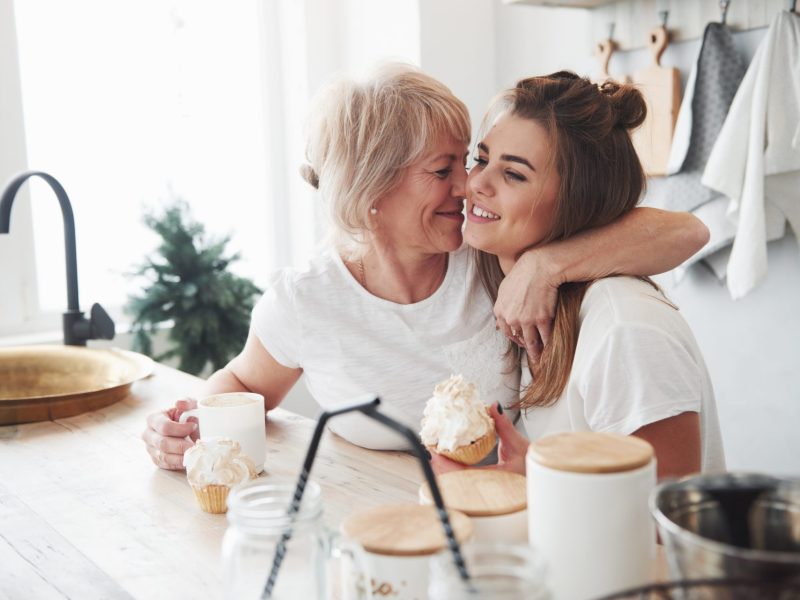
[299,164,319,189]
[598,80,647,130]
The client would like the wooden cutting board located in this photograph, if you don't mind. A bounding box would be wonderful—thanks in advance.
[631,25,681,177]
[593,37,630,84]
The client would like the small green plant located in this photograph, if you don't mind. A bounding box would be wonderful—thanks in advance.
[126,200,262,376]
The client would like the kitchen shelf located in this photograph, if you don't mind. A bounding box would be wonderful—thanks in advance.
[503,0,615,7]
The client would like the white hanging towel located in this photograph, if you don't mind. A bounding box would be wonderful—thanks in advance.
[702,11,800,299]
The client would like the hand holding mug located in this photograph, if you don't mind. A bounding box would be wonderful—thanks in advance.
[142,397,199,470]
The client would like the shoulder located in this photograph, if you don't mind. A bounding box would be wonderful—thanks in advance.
[575,277,701,370]
[580,277,681,330]
[254,251,346,317]
[266,251,346,297]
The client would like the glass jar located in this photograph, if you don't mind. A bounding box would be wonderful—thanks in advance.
[222,479,366,600]
[428,543,551,600]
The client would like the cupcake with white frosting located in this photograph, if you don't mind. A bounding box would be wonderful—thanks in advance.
[183,438,257,514]
[420,375,496,465]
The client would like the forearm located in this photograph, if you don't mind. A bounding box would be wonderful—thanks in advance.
[538,207,709,285]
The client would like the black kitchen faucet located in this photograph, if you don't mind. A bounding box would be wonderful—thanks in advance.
[0,171,115,345]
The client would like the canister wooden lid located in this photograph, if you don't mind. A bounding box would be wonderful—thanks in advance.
[419,470,527,517]
[341,504,473,556]
[528,432,654,474]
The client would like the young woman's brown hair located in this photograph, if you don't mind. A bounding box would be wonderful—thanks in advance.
[473,71,650,410]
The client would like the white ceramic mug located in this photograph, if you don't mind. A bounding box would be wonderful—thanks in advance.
[527,442,657,600]
[179,392,267,472]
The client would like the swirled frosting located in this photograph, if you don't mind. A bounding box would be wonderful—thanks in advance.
[419,375,493,452]
[183,438,257,487]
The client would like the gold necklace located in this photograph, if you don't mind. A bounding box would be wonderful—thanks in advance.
[357,257,366,289]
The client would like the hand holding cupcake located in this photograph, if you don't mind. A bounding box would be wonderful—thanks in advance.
[419,375,497,465]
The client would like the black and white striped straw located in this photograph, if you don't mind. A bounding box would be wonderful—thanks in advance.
[260,395,472,599]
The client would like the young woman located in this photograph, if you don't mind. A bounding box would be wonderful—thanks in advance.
[455,72,725,479]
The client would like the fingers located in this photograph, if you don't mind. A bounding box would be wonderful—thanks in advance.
[488,402,525,449]
[145,443,187,470]
[537,317,553,350]
[521,326,543,362]
[498,317,551,363]
[167,397,198,422]
[141,425,194,470]
[495,315,514,341]
[489,403,529,476]
[429,451,469,475]
[147,410,198,438]
[142,426,195,454]
[143,404,198,471]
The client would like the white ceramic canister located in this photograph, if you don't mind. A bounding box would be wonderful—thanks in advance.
[527,431,657,600]
[340,503,473,600]
[419,469,528,545]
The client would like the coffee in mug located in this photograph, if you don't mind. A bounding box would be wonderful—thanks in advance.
[340,504,473,600]
[419,470,528,544]
[180,392,267,472]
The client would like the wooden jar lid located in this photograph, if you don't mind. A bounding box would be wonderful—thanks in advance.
[528,432,653,474]
[341,504,473,556]
[419,470,527,517]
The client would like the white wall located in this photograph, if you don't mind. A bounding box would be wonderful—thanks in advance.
[494,3,593,87]
[494,6,799,477]
[418,0,497,138]
[0,0,38,335]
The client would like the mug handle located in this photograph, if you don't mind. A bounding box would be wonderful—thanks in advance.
[329,530,373,600]
[178,408,200,427]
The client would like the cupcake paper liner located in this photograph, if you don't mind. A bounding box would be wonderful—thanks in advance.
[192,484,230,514]
[433,429,497,465]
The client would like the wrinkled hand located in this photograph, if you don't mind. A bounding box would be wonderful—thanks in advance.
[429,403,528,475]
[142,398,199,470]
[494,249,561,362]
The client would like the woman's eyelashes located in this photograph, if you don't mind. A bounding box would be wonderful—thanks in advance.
[434,167,453,179]
[472,155,488,168]
[471,155,526,183]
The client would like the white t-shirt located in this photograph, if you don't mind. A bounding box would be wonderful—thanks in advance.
[251,245,520,450]
[522,277,725,473]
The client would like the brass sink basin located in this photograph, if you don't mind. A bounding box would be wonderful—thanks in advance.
[0,345,153,425]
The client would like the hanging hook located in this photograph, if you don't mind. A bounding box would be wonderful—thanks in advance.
[658,9,669,28]
[607,21,616,41]
[720,0,731,24]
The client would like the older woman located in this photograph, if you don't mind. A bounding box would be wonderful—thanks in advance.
[143,64,708,469]
[444,72,724,479]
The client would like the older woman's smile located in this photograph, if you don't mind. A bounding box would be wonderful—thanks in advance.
[435,201,466,222]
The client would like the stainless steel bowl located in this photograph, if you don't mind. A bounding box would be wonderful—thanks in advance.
[651,472,800,582]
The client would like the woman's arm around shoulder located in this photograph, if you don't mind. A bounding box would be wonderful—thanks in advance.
[494,208,708,358]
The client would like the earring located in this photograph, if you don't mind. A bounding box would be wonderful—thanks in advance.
[370,206,378,215]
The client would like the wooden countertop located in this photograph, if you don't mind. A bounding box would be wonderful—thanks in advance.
[0,362,668,599]
[0,363,422,600]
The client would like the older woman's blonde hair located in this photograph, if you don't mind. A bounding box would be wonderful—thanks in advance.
[301,62,471,256]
